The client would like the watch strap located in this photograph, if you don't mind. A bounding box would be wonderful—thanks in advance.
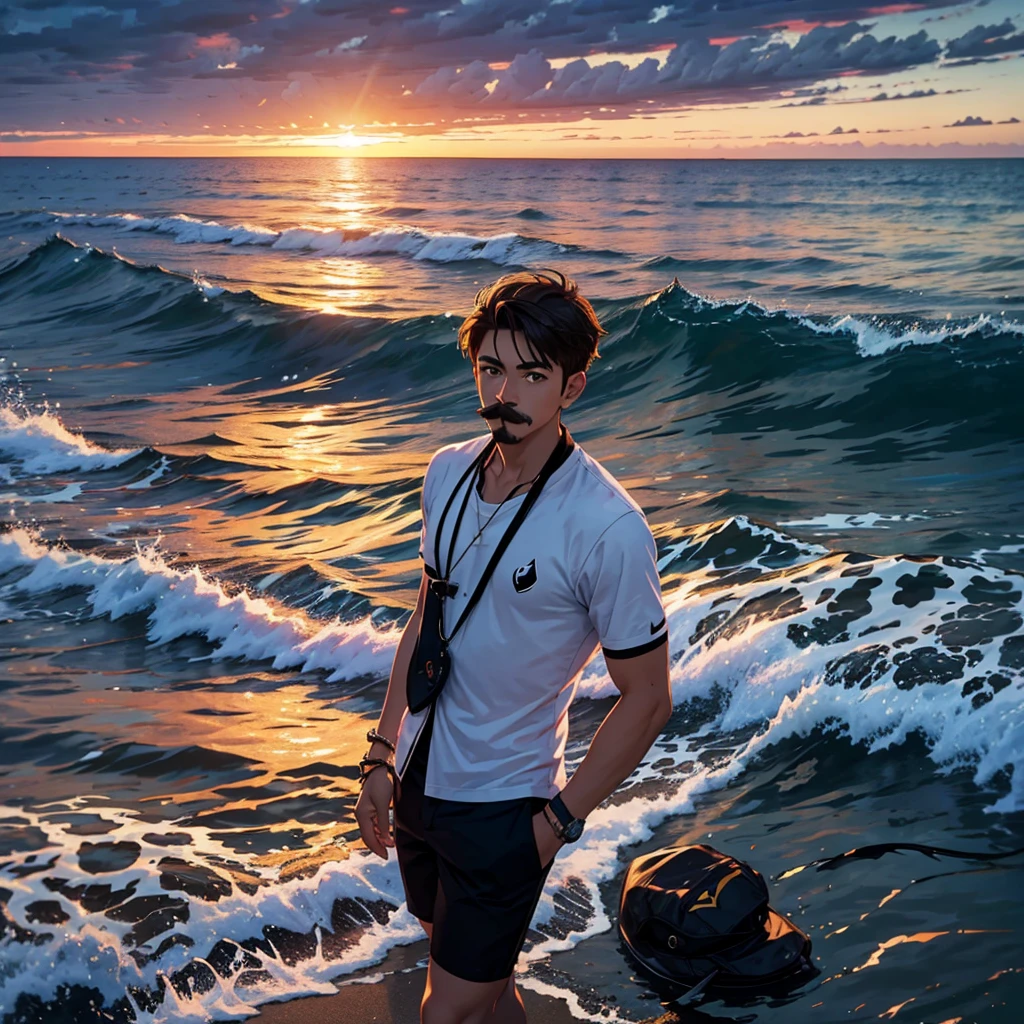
[548,792,578,829]
[542,805,563,840]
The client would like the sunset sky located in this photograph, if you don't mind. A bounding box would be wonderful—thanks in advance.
[1,0,1022,157]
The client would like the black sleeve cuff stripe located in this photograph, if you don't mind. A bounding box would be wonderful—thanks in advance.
[423,562,440,580]
[603,631,669,660]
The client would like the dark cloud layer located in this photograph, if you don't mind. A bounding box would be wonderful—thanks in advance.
[945,18,1024,59]
[0,0,1022,133]
[412,21,945,112]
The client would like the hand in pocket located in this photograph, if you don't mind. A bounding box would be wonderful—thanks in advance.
[532,808,564,870]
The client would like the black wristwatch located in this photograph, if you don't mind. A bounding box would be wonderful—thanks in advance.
[546,792,585,843]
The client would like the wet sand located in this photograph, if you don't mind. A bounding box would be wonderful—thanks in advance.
[249,930,670,1024]
[252,973,585,1024]
[251,936,609,1024]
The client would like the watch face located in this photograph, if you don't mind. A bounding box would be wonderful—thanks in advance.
[563,819,585,843]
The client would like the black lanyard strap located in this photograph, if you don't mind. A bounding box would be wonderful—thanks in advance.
[436,428,574,645]
[431,439,495,590]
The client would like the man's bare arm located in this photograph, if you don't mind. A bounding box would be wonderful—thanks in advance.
[355,572,428,858]
[368,571,429,756]
[558,639,673,821]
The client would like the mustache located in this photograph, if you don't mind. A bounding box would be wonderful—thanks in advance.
[477,401,533,425]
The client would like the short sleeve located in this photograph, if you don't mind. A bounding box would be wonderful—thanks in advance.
[574,511,668,660]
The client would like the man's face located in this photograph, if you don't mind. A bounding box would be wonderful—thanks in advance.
[474,329,585,445]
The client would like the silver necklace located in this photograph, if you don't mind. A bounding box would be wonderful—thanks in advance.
[447,457,536,581]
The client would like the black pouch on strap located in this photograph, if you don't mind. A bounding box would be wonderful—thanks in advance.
[407,577,452,714]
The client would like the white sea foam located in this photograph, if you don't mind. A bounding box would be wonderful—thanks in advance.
[0,407,141,476]
[49,211,561,268]
[0,480,82,503]
[970,543,1024,563]
[652,283,1024,358]
[124,454,172,489]
[575,545,1023,811]
[0,804,421,1021]
[779,511,929,530]
[1,524,1021,1020]
[1,524,1018,806]
[0,529,400,681]
[192,269,226,297]
[795,310,1024,357]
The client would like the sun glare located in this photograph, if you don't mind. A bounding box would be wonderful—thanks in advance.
[325,130,372,149]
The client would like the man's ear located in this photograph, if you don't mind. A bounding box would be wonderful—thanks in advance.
[561,370,586,408]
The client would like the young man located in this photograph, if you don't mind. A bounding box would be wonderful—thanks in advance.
[355,270,672,1024]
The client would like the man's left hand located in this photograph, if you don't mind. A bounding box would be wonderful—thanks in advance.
[532,809,564,869]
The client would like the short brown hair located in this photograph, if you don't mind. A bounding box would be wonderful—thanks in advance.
[457,269,605,385]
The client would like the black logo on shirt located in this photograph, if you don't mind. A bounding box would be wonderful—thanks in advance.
[650,616,666,635]
[512,559,537,593]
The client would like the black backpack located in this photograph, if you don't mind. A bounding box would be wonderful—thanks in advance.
[619,843,814,995]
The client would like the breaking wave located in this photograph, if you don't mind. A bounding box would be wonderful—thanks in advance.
[33,210,572,268]
[0,517,1020,1020]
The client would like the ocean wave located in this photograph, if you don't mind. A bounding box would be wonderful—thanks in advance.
[0,408,141,476]
[39,211,570,268]
[0,529,400,681]
[4,240,1023,469]
[514,207,552,220]
[0,517,1021,1021]
[3,520,1019,813]
[6,234,1023,371]
[797,309,1024,357]
[579,529,1023,814]
[647,278,1024,359]
[640,253,838,273]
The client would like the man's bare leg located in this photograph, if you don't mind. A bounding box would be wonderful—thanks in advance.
[416,918,526,1024]
[488,973,527,1023]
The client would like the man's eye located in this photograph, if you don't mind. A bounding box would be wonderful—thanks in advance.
[526,372,546,383]
[482,366,500,376]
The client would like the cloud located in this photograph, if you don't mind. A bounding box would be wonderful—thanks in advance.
[538,54,663,103]
[281,72,321,103]
[409,20,944,112]
[315,36,368,58]
[787,96,827,106]
[0,129,103,143]
[781,83,970,107]
[947,115,992,127]
[945,18,1024,60]
[828,125,859,133]
[487,49,553,103]
[998,116,1021,124]
[414,60,496,102]
[870,87,937,100]
[0,1,1004,138]
[777,83,848,107]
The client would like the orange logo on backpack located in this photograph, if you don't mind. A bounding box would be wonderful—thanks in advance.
[425,660,434,681]
[691,868,742,911]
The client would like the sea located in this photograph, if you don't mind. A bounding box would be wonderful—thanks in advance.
[0,156,1022,1023]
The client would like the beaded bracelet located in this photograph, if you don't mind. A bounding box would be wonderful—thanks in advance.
[358,756,401,803]
[359,756,392,781]
[366,728,395,754]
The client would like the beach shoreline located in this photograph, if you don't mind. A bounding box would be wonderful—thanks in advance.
[249,936,659,1024]
[252,974,594,1024]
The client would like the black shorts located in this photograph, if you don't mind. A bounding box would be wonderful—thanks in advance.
[393,706,553,984]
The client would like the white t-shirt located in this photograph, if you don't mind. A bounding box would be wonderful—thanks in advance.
[393,431,667,802]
